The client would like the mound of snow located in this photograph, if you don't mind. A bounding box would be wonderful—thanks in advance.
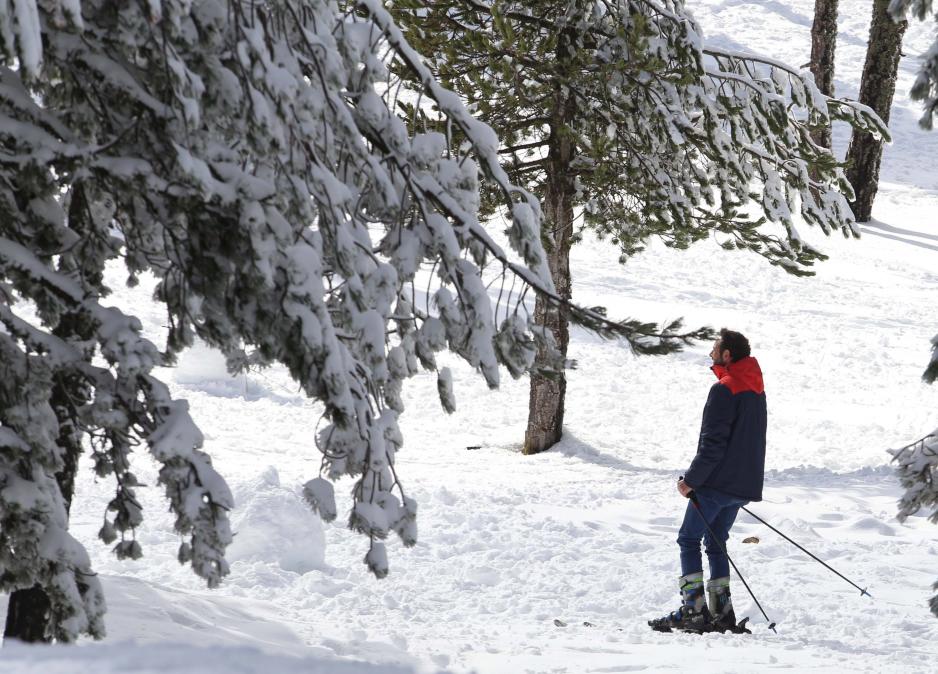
[94,575,310,654]
[228,467,326,574]
[173,341,237,386]
[0,641,419,674]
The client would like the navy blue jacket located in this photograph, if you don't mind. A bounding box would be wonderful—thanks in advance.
[684,357,767,502]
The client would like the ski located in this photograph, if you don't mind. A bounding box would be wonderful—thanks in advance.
[554,616,752,634]
[648,616,752,635]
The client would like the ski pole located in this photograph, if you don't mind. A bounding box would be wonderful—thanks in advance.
[689,492,778,634]
[740,506,871,598]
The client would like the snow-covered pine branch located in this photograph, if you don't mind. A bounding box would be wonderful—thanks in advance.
[925,334,938,384]
[890,432,938,615]
[0,233,232,641]
[392,0,888,276]
[0,0,705,640]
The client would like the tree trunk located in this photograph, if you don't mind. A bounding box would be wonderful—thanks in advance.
[3,587,52,643]
[523,32,577,456]
[844,0,907,222]
[4,191,94,644]
[522,198,573,455]
[810,0,838,151]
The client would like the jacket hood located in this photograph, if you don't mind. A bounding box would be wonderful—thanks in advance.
[711,356,764,395]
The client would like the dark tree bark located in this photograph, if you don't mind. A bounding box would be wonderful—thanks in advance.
[4,189,95,644]
[523,30,577,456]
[3,587,52,643]
[522,178,573,455]
[844,0,908,222]
[810,0,839,151]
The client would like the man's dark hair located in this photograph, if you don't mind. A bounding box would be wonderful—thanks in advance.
[719,329,751,362]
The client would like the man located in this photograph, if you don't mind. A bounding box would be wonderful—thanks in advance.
[649,329,767,633]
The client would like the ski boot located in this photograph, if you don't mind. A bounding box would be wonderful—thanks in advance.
[648,572,714,634]
[707,576,751,634]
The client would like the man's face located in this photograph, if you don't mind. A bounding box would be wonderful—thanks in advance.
[710,339,725,365]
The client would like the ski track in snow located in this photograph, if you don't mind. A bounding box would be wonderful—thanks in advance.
[3,1,938,672]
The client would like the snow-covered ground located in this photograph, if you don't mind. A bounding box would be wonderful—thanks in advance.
[3,1,938,672]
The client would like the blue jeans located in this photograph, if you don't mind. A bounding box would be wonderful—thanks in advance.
[677,486,748,578]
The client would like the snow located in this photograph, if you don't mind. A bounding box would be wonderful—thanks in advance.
[0,574,414,672]
[4,0,938,672]
[227,467,326,575]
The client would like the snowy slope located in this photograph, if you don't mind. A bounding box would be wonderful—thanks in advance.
[4,1,938,673]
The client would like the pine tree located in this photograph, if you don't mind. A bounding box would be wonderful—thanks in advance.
[879,0,938,620]
[0,0,708,640]
[391,0,887,453]
[888,0,938,388]
[844,0,909,222]
[887,2,938,619]
[889,0,938,127]
[891,431,938,616]
[904,0,938,390]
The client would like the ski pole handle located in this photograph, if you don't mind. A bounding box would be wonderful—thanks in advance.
[678,475,696,501]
